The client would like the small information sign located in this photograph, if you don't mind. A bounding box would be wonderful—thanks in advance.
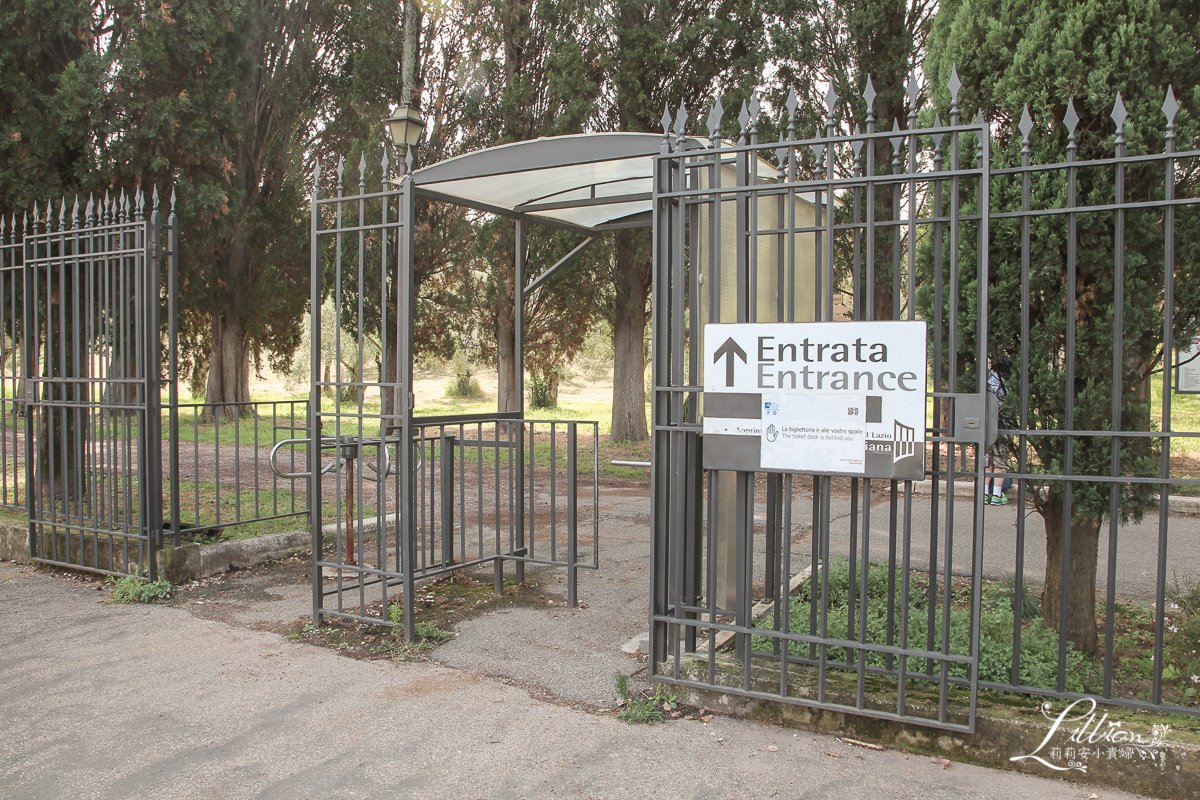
[1177,336,1200,394]
[702,320,927,479]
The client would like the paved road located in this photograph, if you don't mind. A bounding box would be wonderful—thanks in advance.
[1,560,1145,799]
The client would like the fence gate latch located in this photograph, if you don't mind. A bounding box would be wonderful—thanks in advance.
[951,393,998,446]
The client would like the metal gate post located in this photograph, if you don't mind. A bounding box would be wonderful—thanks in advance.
[398,169,417,641]
[165,193,181,549]
[309,166,325,626]
[514,219,526,585]
[143,200,164,581]
[567,421,577,607]
[22,232,34,565]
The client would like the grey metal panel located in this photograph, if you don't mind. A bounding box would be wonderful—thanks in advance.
[701,434,760,471]
[704,392,762,419]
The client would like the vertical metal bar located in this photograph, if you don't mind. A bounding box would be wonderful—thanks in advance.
[550,421,557,560]
[567,421,578,607]
[514,219,525,584]
[166,194,180,551]
[1015,120,1032,689]
[1059,116,1079,693]
[818,475,832,702]
[865,103,877,323]
[649,134,671,676]
[779,473,792,694]
[848,477,859,640]
[310,169,324,625]
[706,469,718,684]
[969,120,991,732]
[398,174,416,641]
[528,420,535,561]
[1154,100,1178,706]
[22,223,35,566]
[857,475,870,708]
[593,421,599,570]
[1105,113,1127,697]
[144,207,163,580]
[441,433,454,567]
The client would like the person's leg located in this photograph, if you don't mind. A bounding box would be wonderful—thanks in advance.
[986,456,1000,503]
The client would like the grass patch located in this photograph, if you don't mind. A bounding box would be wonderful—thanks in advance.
[167,481,313,542]
[107,574,173,603]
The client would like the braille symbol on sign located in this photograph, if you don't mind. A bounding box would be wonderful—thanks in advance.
[713,337,747,387]
[766,424,778,442]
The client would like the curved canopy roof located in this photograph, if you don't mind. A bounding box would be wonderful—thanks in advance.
[410,132,804,233]
[411,132,669,231]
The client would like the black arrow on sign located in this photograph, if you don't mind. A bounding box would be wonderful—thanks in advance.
[713,337,747,387]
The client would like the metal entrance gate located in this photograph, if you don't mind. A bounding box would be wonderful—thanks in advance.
[650,79,1200,731]
[6,192,176,579]
[302,153,599,639]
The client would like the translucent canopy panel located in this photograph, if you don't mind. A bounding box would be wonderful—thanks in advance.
[411,133,672,231]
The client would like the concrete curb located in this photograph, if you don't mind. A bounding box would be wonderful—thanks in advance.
[0,517,375,583]
[909,479,1200,516]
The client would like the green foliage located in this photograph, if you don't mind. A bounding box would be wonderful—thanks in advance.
[923,0,1200,524]
[413,621,453,644]
[528,366,567,409]
[107,575,173,604]
[445,374,485,400]
[1166,575,1200,685]
[615,673,677,724]
[993,575,1042,621]
[0,1,115,220]
[758,559,1090,693]
[615,671,631,702]
[385,602,454,649]
[921,0,1200,646]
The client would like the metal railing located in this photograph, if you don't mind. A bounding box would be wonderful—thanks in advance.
[164,399,310,544]
[309,413,600,627]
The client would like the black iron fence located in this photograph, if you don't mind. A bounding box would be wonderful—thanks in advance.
[0,194,312,577]
[650,79,1200,730]
[308,153,601,636]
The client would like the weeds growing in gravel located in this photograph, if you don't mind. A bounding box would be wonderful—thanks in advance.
[615,672,678,724]
[107,575,173,603]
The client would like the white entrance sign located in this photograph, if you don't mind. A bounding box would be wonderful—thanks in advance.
[702,321,928,479]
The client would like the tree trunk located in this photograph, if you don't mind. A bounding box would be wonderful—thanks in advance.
[871,175,895,322]
[202,310,252,422]
[37,269,87,503]
[1040,498,1101,655]
[381,336,404,425]
[610,229,649,442]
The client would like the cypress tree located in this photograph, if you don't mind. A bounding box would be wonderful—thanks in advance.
[925,0,1200,653]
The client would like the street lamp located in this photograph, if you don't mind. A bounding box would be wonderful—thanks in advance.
[386,104,425,150]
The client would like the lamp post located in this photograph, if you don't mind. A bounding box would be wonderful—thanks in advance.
[386,104,425,157]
